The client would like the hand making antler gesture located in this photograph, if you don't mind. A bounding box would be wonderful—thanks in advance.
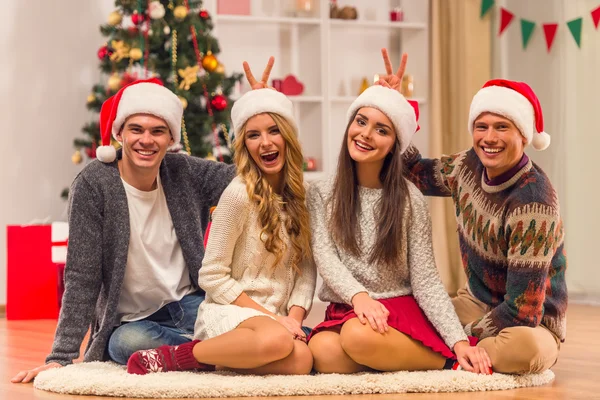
[242,56,275,90]
[375,48,408,93]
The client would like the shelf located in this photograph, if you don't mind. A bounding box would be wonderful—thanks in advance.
[329,19,427,30]
[288,95,323,103]
[331,96,427,104]
[229,94,323,103]
[215,15,322,25]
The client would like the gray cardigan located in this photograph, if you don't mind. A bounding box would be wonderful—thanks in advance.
[46,151,235,365]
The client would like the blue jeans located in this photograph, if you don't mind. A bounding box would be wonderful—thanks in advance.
[107,292,204,365]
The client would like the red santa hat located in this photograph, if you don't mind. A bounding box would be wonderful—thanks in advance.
[468,79,550,151]
[346,85,420,154]
[96,78,183,163]
[230,88,297,137]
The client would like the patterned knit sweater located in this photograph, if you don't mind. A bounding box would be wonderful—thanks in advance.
[307,178,468,350]
[403,146,567,341]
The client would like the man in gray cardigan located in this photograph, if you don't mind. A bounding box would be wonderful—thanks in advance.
[12,78,235,383]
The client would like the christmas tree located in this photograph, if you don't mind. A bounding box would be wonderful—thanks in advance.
[65,0,241,198]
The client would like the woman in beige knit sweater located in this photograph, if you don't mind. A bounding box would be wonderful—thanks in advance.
[127,59,316,376]
[307,51,492,375]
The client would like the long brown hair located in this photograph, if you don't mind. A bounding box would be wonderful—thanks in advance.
[329,109,411,267]
[234,112,312,272]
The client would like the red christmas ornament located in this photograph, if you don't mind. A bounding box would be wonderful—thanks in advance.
[210,94,227,112]
[120,72,138,87]
[128,26,139,36]
[97,45,110,60]
[131,11,145,25]
[199,9,210,19]
[85,143,97,159]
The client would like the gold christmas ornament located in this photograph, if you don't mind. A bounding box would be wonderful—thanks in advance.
[108,10,123,26]
[109,40,130,62]
[129,48,143,61]
[173,5,188,21]
[178,96,188,109]
[108,73,122,91]
[202,51,218,72]
[178,65,199,90]
[72,150,83,165]
[86,93,96,103]
[205,152,217,161]
[215,63,225,74]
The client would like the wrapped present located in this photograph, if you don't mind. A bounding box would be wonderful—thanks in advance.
[217,0,250,15]
[6,222,68,320]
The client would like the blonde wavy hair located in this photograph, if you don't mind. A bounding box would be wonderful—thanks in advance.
[234,112,311,272]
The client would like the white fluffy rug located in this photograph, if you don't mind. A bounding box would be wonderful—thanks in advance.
[34,362,554,398]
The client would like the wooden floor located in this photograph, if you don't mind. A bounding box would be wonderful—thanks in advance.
[1,304,599,400]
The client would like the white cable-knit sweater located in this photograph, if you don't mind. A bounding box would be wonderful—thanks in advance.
[307,178,468,350]
[194,176,317,340]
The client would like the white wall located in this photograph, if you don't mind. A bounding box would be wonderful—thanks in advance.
[0,0,115,305]
[492,0,600,300]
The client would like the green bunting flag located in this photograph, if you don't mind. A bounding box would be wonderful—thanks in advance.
[480,0,495,19]
[520,19,536,49]
[479,2,593,51]
[567,17,583,47]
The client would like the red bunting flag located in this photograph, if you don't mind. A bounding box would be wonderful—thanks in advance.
[499,8,515,35]
[543,23,559,52]
[592,6,600,29]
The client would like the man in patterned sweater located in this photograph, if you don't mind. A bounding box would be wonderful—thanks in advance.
[402,79,567,374]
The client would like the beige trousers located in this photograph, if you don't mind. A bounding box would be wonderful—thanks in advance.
[452,287,560,374]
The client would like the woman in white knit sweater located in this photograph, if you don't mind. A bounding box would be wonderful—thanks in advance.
[127,59,316,376]
[307,51,492,374]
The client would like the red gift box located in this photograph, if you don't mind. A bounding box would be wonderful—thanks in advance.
[6,223,68,320]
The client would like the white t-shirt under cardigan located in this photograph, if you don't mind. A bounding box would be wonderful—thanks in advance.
[194,176,317,340]
[118,175,194,322]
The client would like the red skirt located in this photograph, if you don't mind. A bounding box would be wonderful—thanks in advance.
[308,295,463,359]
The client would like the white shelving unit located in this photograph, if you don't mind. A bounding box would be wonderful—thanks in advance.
[205,0,430,180]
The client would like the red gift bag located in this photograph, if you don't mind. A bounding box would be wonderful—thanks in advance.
[6,223,68,320]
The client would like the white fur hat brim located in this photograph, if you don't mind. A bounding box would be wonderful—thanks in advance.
[347,86,417,154]
[112,82,183,144]
[468,85,534,145]
[231,89,297,137]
